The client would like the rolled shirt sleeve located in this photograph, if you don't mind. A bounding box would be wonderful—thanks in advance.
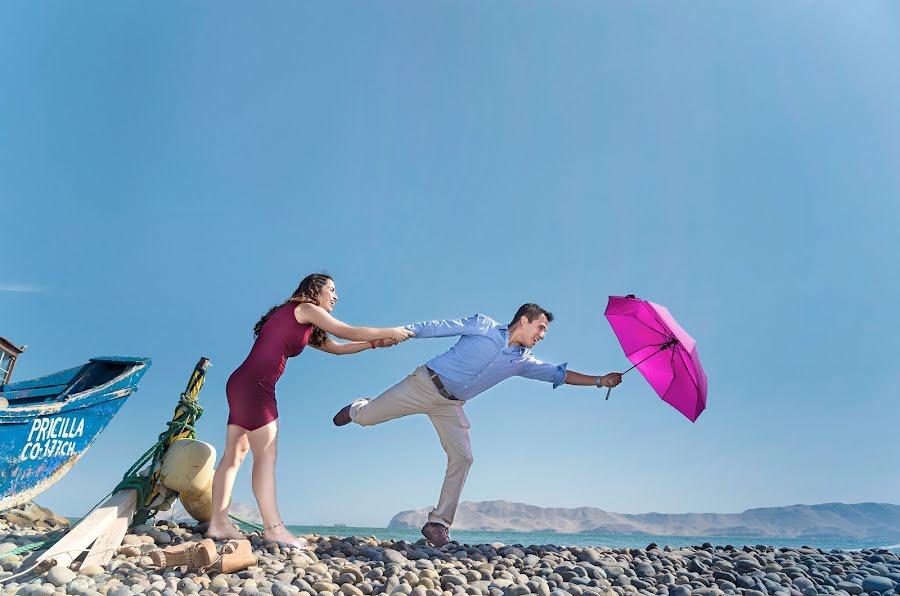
[519,357,569,389]
[405,314,493,339]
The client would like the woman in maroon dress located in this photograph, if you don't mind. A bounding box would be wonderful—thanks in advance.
[206,273,413,547]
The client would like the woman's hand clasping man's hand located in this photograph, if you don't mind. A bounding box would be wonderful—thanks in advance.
[373,327,416,348]
[389,327,415,343]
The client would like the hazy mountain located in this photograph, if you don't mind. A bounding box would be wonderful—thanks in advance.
[389,500,900,540]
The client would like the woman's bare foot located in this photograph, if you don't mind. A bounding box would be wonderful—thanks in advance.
[263,525,313,550]
[206,519,245,541]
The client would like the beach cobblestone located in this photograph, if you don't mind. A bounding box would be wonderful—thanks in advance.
[2,516,898,596]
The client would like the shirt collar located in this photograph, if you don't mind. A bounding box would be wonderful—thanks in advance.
[499,325,529,355]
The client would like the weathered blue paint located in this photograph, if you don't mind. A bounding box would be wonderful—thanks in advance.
[0,357,151,510]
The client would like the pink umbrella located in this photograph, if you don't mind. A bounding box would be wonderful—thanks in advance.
[604,295,708,422]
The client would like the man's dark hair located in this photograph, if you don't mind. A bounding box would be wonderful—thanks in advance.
[509,303,554,326]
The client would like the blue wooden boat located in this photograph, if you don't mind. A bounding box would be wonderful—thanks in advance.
[0,356,151,511]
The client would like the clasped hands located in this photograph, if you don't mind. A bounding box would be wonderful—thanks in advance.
[372,327,416,349]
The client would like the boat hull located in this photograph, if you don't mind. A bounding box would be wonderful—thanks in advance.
[0,357,150,511]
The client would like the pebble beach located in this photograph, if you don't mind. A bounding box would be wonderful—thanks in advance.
[2,510,898,596]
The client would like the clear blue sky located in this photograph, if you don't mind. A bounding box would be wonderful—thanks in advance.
[2,2,898,526]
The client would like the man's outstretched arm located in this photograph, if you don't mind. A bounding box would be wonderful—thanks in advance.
[405,313,492,339]
[564,370,623,388]
[520,359,621,390]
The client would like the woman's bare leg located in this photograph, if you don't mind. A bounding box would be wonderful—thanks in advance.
[206,424,250,540]
[246,419,307,547]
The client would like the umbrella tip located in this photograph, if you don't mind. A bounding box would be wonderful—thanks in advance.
[626,294,636,299]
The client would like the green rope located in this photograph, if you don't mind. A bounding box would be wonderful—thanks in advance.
[4,539,54,557]
[112,393,204,516]
[228,513,264,532]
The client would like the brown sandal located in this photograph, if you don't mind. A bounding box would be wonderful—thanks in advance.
[216,540,256,573]
[149,538,218,571]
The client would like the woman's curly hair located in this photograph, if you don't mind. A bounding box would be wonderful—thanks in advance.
[253,273,332,347]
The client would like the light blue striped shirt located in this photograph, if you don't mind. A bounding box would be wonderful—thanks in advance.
[405,313,568,401]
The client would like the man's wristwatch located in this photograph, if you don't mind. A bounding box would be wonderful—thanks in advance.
[595,375,603,388]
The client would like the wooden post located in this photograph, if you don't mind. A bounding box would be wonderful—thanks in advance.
[80,515,130,568]
[36,489,137,569]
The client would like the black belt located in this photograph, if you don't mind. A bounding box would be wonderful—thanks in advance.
[426,366,460,401]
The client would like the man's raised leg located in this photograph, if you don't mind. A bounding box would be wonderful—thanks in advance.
[333,367,434,427]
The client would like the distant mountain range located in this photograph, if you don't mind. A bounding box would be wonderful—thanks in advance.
[388,500,900,540]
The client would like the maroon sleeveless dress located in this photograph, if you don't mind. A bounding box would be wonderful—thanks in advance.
[226,303,314,430]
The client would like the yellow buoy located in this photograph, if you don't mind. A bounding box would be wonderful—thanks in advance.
[159,439,216,493]
[179,477,214,522]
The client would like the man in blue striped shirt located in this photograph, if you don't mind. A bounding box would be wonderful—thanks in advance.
[333,303,622,547]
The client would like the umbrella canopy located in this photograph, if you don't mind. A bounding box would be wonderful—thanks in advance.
[604,295,708,422]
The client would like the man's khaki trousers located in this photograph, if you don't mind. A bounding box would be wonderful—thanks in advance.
[349,365,472,528]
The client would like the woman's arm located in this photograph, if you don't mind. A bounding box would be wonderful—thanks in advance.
[294,303,414,343]
[313,337,398,355]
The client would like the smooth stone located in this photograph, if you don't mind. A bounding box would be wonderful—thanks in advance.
[691,589,722,596]
[443,577,466,589]
[793,579,815,591]
[862,578,894,593]
[211,577,231,591]
[712,573,736,584]
[147,530,171,545]
[736,561,762,571]
[384,551,410,566]
[47,565,77,587]
[340,586,363,596]
[635,566,655,579]
[835,584,862,596]
[666,587,691,596]
[340,569,365,584]
[576,551,605,567]
[688,561,708,574]
[272,582,299,596]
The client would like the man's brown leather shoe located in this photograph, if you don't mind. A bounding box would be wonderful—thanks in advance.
[333,404,352,426]
[421,522,450,548]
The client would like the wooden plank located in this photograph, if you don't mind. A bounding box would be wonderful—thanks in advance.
[36,489,137,568]
[79,514,131,568]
